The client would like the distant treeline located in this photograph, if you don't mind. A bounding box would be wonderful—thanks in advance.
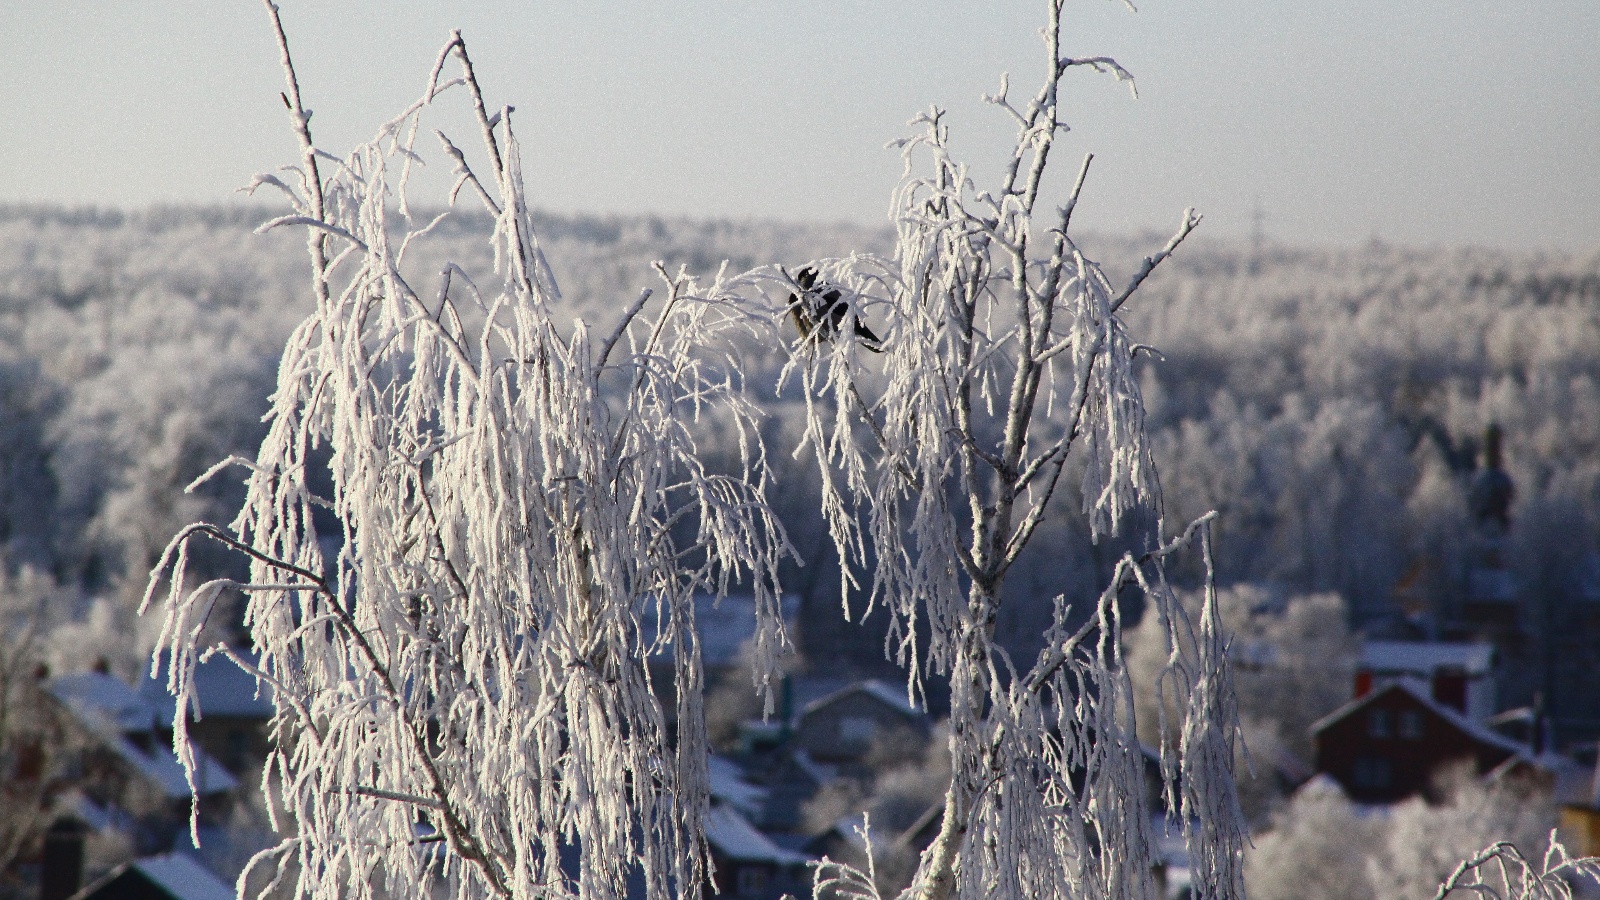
[0,205,1596,702]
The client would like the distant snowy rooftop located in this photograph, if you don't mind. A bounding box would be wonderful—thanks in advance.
[642,593,799,668]
[48,671,159,733]
[138,650,275,721]
[823,812,872,854]
[1310,681,1526,759]
[704,804,809,865]
[127,853,235,900]
[108,732,238,799]
[799,678,921,722]
[1361,640,1493,676]
[708,754,768,818]
[46,671,239,798]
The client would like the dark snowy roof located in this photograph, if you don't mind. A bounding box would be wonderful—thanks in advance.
[796,678,921,724]
[71,852,234,900]
[786,749,841,788]
[785,675,854,715]
[138,650,275,720]
[1361,640,1494,676]
[818,812,872,854]
[642,593,800,668]
[1483,751,1591,806]
[708,754,768,818]
[46,672,239,798]
[704,804,810,865]
[48,672,160,733]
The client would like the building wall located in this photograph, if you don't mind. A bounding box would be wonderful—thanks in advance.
[1560,805,1600,858]
[1315,690,1515,803]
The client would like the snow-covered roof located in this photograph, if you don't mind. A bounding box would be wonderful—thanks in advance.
[48,672,160,733]
[138,650,274,721]
[1308,681,1527,759]
[787,750,840,788]
[1361,640,1493,676]
[46,672,239,798]
[60,792,133,834]
[704,804,809,865]
[786,676,853,716]
[126,853,234,900]
[85,845,236,896]
[797,678,921,723]
[823,813,872,854]
[642,594,800,668]
[108,733,238,799]
[708,754,768,818]
[1483,751,1592,806]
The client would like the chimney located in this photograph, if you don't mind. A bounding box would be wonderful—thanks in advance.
[1353,670,1373,699]
[39,817,87,900]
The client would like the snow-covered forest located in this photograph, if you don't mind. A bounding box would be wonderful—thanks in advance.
[4,204,1596,675]
[2,200,1598,897]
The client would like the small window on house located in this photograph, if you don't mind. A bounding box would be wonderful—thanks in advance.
[840,717,877,745]
[1368,709,1392,739]
[736,865,770,897]
[1398,710,1424,740]
[1352,756,1392,790]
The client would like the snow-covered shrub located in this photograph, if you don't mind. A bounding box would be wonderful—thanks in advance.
[1126,584,1355,821]
[1247,770,1580,900]
[1371,771,1557,900]
[1245,776,1384,900]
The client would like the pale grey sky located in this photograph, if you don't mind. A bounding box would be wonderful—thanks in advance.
[3,2,1597,250]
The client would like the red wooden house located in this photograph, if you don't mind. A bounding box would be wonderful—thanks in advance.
[1311,681,1526,804]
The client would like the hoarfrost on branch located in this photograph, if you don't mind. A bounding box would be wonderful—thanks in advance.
[143,1,1258,899]
[145,5,792,898]
[727,2,1248,898]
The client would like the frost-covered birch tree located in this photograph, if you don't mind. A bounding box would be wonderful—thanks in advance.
[739,2,1248,898]
[142,0,1254,898]
[145,4,791,899]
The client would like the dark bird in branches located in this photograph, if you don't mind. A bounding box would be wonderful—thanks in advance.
[787,266,883,352]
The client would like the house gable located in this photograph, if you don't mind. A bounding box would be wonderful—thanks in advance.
[1312,681,1524,803]
[792,680,927,764]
